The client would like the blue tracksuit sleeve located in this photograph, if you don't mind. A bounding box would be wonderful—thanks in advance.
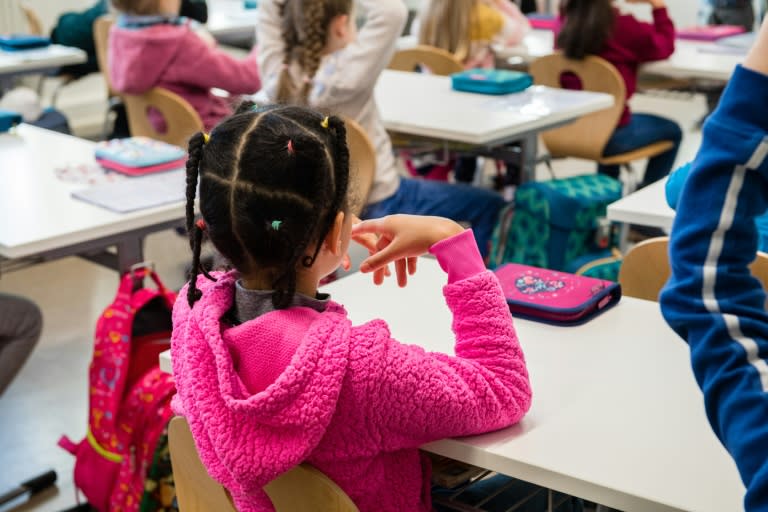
[660,65,768,511]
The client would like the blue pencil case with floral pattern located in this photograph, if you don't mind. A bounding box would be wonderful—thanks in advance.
[451,69,533,95]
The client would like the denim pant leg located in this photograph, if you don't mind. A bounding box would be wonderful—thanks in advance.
[597,113,682,189]
[362,178,507,258]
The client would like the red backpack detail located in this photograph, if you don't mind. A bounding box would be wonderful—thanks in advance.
[59,267,177,511]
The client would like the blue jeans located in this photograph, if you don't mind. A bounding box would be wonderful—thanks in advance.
[598,113,682,189]
[362,178,506,258]
[433,475,583,512]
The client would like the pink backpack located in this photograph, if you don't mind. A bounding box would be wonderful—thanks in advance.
[59,267,177,511]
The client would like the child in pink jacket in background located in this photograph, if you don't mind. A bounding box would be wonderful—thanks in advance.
[171,102,532,512]
[108,0,260,131]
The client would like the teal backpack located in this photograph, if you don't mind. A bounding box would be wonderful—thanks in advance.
[489,174,622,275]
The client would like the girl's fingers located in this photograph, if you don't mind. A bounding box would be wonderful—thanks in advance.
[396,259,407,287]
[408,257,418,275]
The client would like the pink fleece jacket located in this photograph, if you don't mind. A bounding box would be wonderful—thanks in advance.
[108,20,261,131]
[171,230,532,512]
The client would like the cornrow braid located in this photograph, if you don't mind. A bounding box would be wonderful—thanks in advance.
[188,103,351,309]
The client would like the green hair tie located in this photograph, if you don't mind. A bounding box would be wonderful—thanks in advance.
[271,220,283,231]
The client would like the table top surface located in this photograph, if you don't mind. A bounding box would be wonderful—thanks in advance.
[159,258,744,511]
[0,44,87,76]
[0,125,185,260]
[206,0,259,38]
[607,178,674,230]
[375,69,614,146]
[500,29,743,82]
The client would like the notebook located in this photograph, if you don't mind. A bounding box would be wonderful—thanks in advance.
[95,137,186,175]
[71,169,185,213]
[526,13,557,31]
[676,25,745,41]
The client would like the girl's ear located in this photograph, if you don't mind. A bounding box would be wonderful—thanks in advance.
[324,211,346,257]
[330,14,351,40]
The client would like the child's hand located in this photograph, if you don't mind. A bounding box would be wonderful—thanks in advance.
[346,214,391,285]
[352,215,465,287]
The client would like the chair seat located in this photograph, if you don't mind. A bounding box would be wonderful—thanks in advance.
[597,140,675,166]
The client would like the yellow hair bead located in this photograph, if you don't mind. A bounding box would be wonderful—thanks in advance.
[321,117,329,129]
[202,133,210,144]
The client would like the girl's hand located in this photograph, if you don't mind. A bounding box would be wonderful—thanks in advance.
[351,215,465,287]
[346,214,391,285]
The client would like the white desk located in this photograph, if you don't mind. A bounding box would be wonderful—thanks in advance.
[498,29,743,82]
[375,69,613,178]
[607,178,674,230]
[0,125,185,272]
[160,259,745,511]
[0,45,87,78]
[206,0,258,39]
[643,39,743,82]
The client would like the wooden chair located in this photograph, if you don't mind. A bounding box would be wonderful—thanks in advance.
[121,88,203,148]
[20,4,43,35]
[93,15,130,138]
[529,53,675,189]
[343,117,376,214]
[388,45,463,76]
[619,237,768,302]
[168,416,359,512]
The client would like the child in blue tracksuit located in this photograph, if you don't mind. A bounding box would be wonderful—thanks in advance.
[660,17,768,512]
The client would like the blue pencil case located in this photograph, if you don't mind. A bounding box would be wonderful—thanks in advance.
[95,137,186,168]
[451,69,533,95]
[0,34,51,51]
[0,110,23,132]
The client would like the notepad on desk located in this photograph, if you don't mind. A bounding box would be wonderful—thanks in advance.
[71,169,185,213]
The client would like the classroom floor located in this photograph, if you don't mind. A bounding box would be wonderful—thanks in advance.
[0,87,706,511]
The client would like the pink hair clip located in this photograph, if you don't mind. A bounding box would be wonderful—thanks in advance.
[287,139,295,154]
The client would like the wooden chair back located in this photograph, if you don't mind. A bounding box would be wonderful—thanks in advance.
[122,87,204,148]
[529,53,626,161]
[388,45,464,76]
[619,238,768,302]
[344,117,376,213]
[168,417,360,512]
[93,15,117,97]
[20,4,43,35]
[618,237,670,302]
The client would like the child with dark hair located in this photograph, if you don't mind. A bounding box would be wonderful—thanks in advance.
[170,102,532,511]
[257,0,507,257]
[557,0,682,191]
[108,0,260,131]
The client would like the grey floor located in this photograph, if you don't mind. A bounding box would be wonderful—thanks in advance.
[0,89,706,511]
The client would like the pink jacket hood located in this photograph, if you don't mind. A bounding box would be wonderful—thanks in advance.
[171,272,352,511]
[109,23,186,93]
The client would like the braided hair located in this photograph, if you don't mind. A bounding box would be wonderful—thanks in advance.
[276,0,353,104]
[184,102,351,308]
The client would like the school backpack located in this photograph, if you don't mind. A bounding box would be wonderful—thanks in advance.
[489,174,622,273]
[58,266,177,512]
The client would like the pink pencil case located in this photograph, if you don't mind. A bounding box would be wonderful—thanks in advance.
[96,157,187,176]
[676,25,745,41]
[494,263,621,325]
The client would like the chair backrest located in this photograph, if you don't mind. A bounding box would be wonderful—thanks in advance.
[529,53,626,161]
[619,238,768,302]
[343,117,376,213]
[93,15,117,97]
[122,88,204,148]
[168,417,359,512]
[388,45,464,76]
[20,4,43,35]
[618,237,670,302]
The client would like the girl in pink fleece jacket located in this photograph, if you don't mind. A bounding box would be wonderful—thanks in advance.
[171,102,532,511]
[109,0,260,131]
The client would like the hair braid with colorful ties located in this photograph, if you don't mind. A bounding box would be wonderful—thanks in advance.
[184,102,350,308]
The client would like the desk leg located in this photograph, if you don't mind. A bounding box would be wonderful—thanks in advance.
[520,133,538,184]
[116,237,145,275]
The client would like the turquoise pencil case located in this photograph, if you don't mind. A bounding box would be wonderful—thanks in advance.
[451,69,533,95]
[0,109,23,132]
